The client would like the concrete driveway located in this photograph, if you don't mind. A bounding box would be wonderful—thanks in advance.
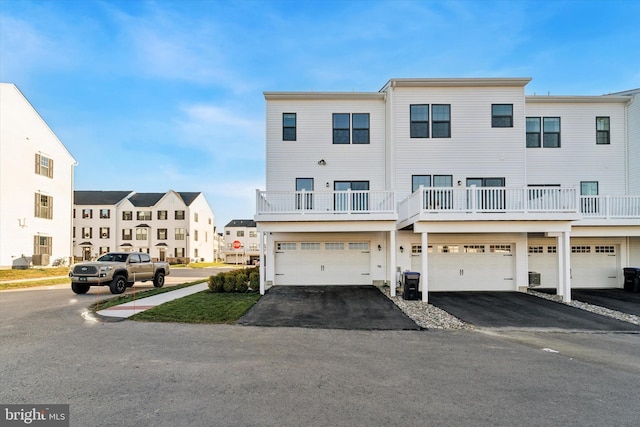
[238,285,421,330]
[428,291,640,331]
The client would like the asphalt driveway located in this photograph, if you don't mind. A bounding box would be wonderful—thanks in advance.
[237,285,421,330]
[540,288,640,317]
[428,291,640,331]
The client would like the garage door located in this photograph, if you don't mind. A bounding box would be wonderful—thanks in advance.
[528,244,618,288]
[275,242,371,285]
[411,244,515,291]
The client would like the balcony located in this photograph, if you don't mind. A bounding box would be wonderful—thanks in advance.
[398,186,582,226]
[255,189,397,222]
[577,195,640,226]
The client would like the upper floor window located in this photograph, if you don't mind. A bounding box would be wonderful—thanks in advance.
[100,209,110,219]
[526,117,541,147]
[410,104,429,138]
[352,113,369,144]
[283,113,296,141]
[175,228,185,240]
[82,227,92,238]
[157,228,167,240]
[225,230,230,236]
[136,228,148,240]
[175,210,185,220]
[122,229,132,240]
[432,105,451,138]
[35,193,53,219]
[237,230,245,237]
[82,209,92,219]
[194,213,198,222]
[100,227,110,239]
[249,231,257,238]
[333,113,350,144]
[332,113,370,144]
[122,211,132,220]
[34,236,52,256]
[194,230,199,241]
[35,153,54,178]
[157,210,168,220]
[137,211,152,221]
[491,104,513,128]
[543,117,561,148]
[596,117,610,144]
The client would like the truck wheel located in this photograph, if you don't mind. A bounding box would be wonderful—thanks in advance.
[110,275,127,294]
[71,283,90,294]
[153,272,165,288]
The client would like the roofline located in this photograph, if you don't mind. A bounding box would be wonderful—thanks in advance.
[380,77,532,91]
[264,92,385,101]
[526,95,631,104]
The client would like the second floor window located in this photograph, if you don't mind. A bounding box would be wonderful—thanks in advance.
[543,117,561,148]
[136,228,148,240]
[175,228,185,240]
[34,193,53,219]
[596,117,610,144]
[194,230,198,241]
[122,211,132,220]
[100,209,110,219]
[432,105,451,138]
[249,231,257,238]
[526,117,541,147]
[237,230,244,237]
[35,153,54,178]
[283,113,296,141]
[157,210,168,220]
[492,104,513,128]
[100,227,110,239]
[157,228,167,240]
[122,229,132,240]
[82,209,92,219]
[175,210,185,220]
[82,227,92,239]
[410,104,429,138]
[137,211,151,221]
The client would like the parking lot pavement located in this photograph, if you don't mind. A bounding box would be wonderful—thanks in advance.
[537,288,640,317]
[238,285,422,330]
[428,291,640,331]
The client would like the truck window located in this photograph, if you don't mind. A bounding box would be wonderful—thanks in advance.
[140,253,151,263]
[129,254,141,263]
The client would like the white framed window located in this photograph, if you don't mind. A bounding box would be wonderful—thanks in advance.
[349,242,369,251]
[277,242,296,251]
[325,242,345,250]
[301,243,321,250]
[489,245,511,253]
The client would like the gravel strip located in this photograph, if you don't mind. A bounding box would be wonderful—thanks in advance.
[527,289,640,326]
[379,286,473,330]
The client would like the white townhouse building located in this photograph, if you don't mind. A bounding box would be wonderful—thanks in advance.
[0,83,77,268]
[255,78,640,302]
[222,219,260,264]
[73,190,215,263]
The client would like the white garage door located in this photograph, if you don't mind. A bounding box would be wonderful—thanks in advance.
[528,244,619,288]
[411,244,515,291]
[275,242,371,285]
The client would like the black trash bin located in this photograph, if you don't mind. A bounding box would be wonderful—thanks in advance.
[403,272,420,300]
[623,268,640,293]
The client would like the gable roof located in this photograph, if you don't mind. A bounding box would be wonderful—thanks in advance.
[177,192,201,206]
[225,219,256,228]
[74,191,133,205]
[127,192,165,207]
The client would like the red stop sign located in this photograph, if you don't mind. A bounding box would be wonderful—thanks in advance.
[233,240,242,249]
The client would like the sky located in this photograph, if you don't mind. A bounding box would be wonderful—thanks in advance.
[1,0,639,229]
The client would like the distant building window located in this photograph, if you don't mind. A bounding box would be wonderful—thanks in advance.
[175,228,185,240]
[333,113,350,144]
[492,104,513,128]
[194,230,198,241]
[194,213,199,222]
[157,228,167,240]
[82,227,92,239]
[122,229,132,240]
[157,210,168,220]
[410,104,429,138]
[194,248,199,258]
[526,117,541,147]
[99,247,109,255]
[34,236,52,256]
[82,209,92,219]
[225,230,230,236]
[122,211,132,220]
[249,231,257,238]
[596,117,610,144]
[352,113,370,144]
[432,104,451,138]
[100,209,110,219]
[35,153,54,178]
[249,243,258,251]
[237,230,244,237]
[543,117,561,147]
[174,248,185,257]
[175,210,185,220]
[34,193,53,219]
[137,211,151,221]
[136,228,148,240]
[100,227,110,239]
[283,113,296,141]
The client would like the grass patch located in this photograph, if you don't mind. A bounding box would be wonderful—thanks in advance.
[89,280,205,311]
[130,292,260,324]
[0,277,71,290]
[0,267,69,281]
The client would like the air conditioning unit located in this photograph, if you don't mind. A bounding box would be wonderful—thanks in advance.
[32,254,50,266]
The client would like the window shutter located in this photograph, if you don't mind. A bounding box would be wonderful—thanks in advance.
[33,235,39,255]
[48,196,53,219]
[34,193,39,217]
[35,154,41,174]
[49,159,54,178]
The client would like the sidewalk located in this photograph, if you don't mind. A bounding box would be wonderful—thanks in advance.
[95,282,209,319]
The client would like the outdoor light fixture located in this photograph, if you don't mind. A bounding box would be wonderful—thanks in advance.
[399,246,404,253]
[457,180,462,186]
[378,244,382,251]
[318,159,326,165]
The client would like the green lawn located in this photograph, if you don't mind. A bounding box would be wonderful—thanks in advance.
[0,267,69,281]
[0,277,71,291]
[89,281,205,311]
[130,292,260,324]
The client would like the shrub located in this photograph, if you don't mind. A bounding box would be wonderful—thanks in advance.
[208,267,260,293]
[208,274,225,293]
[249,271,259,290]
[235,274,249,293]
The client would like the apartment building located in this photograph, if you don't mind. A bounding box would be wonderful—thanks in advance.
[222,219,259,264]
[0,83,77,268]
[73,190,215,263]
[255,78,640,302]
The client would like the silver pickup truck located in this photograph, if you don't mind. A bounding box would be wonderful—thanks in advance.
[69,252,170,294]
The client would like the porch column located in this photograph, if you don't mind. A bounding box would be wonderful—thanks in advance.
[556,234,564,297]
[259,231,265,295]
[421,232,429,302]
[390,230,397,297]
[561,231,571,303]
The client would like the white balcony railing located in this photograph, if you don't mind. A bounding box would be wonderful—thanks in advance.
[399,186,580,221]
[256,190,396,215]
[580,195,640,218]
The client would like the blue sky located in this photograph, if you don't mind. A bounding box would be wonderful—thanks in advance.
[1,0,639,229]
